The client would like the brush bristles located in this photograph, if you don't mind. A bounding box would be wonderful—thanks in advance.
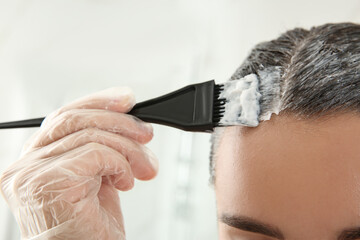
[213,84,226,124]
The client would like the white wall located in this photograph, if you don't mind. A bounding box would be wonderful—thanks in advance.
[0,0,359,239]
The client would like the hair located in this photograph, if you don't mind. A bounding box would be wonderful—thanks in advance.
[209,22,360,185]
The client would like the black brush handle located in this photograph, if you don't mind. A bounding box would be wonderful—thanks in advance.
[0,118,45,129]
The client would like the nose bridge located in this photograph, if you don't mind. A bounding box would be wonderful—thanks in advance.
[287,233,335,240]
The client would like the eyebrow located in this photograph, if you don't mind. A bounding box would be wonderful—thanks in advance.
[219,214,284,240]
[220,214,360,240]
[337,227,360,240]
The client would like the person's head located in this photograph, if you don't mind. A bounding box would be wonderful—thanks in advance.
[210,22,360,239]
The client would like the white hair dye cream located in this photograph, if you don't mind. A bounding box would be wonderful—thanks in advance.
[218,67,282,127]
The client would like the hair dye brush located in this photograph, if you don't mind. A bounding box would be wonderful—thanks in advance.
[0,73,273,132]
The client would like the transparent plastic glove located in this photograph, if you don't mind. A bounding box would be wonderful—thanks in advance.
[0,87,158,240]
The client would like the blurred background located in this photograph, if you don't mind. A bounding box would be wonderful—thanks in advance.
[0,0,359,239]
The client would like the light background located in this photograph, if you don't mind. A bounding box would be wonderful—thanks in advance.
[0,0,359,239]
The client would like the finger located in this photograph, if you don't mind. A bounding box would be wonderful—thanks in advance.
[20,130,41,157]
[97,182,124,230]
[35,128,158,180]
[38,142,135,192]
[29,109,154,148]
[41,87,136,128]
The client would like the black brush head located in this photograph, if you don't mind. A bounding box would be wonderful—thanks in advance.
[213,84,226,126]
[129,80,218,132]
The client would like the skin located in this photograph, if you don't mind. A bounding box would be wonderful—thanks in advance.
[215,111,360,240]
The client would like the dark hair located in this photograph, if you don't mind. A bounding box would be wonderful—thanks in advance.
[209,22,360,185]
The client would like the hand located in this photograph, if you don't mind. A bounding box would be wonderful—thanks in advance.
[0,87,158,240]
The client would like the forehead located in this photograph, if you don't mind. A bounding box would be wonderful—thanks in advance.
[215,112,360,233]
